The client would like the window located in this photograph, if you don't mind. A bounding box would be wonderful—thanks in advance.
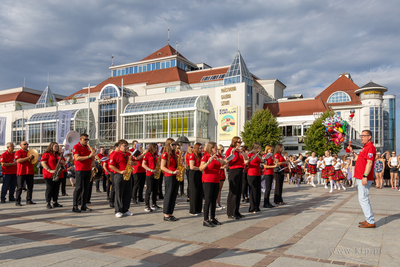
[286,126,293,137]
[246,85,253,120]
[256,93,259,105]
[303,125,311,134]
[29,124,41,143]
[170,111,194,137]
[42,122,56,143]
[99,85,119,99]
[327,92,351,103]
[165,87,177,93]
[124,115,143,140]
[197,111,208,139]
[13,119,26,128]
[146,113,168,139]
[99,103,117,141]
[13,130,25,143]
[284,146,299,151]
[293,125,301,136]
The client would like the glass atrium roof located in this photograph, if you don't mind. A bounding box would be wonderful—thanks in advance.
[99,84,137,99]
[224,51,253,86]
[28,109,95,123]
[124,96,208,114]
[35,85,58,108]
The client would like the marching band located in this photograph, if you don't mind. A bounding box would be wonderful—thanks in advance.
[0,131,360,226]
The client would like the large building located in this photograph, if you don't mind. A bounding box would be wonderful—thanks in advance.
[264,73,396,154]
[0,46,395,154]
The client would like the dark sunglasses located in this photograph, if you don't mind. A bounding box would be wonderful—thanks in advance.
[22,143,29,146]
[236,141,242,144]
[83,139,90,141]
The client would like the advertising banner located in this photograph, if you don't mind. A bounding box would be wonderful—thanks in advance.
[57,110,72,144]
[218,106,238,141]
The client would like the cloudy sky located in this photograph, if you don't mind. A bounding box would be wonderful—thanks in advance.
[1,0,399,149]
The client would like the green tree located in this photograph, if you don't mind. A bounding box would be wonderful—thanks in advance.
[304,110,342,156]
[241,108,282,148]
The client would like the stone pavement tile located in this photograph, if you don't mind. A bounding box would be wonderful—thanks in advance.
[0,257,54,267]
[0,219,26,227]
[104,258,160,266]
[265,256,324,267]
[210,249,266,267]
[0,246,46,261]
[34,247,90,263]
[49,257,108,267]
[186,246,228,260]
[81,232,143,246]
[151,242,203,256]
[106,247,149,258]
[237,210,325,252]
[160,256,206,267]
[136,251,178,265]
[126,237,172,250]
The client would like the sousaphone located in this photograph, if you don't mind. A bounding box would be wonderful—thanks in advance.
[63,131,80,152]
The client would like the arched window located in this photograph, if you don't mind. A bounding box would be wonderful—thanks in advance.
[99,84,120,99]
[13,118,27,127]
[327,92,351,103]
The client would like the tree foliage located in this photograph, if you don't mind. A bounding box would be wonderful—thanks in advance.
[304,110,342,156]
[241,108,282,148]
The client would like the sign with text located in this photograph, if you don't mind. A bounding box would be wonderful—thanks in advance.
[218,106,238,141]
[58,110,72,144]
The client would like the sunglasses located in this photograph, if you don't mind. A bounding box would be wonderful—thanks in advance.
[171,144,176,146]
[22,143,29,146]
[236,141,242,144]
[83,139,90,141]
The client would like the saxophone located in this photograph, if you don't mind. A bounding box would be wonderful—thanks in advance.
[52,151,64,182]
[176,149,186,182]
[123,154,133,181]
[88,145,97,182]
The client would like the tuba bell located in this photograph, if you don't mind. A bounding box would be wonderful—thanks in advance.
[63,131,80,152]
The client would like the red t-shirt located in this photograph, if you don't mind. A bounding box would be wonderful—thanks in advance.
[263,155,275,175]
[161,152,176,176]
[97,153,105,160]
[15,149,34,176]
[132,154,145,174]
[41,152,65,179]
[108,151,116,173]
[185,153,190,167]
[201,152,221,183]
[0,151,17,174]
[143,152,158,176]
[247,153,261,176]
[102,158,110,175]
[225,147,245,169]
[274,153,285,172]
[189,153,201,168]
[217,154,226,181]
[354,141,376,181]
[109,151,131,172]
[73,143,92,171]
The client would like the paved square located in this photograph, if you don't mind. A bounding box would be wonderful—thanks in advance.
[0,182,399,266]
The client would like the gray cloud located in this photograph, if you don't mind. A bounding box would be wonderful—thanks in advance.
[0,0,398,102]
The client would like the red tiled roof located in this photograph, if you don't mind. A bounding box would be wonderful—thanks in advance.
[187,67,229,84]
[315,75,361,106]
[63,67,189,100]
[140,45,187,61]
[264,99,328,117]
[0,91,41,104]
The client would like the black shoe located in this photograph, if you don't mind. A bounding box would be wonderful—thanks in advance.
[203,220,215,227]
[9,197,16,201]
[133,200,138,204]
[96,189,101,193]
[81,206,92,212]
[158,195,164,200]
[22,187,27,191]
[72,207,81,213]
[236,214,245,219]
[255,208,261,213]
[211,219,222,225]
[86,201,91,204]
[77,201,81,206]
[53,203,63,208]
[242,199,245,202]
[26,200,36,205]
[139,198,144,202]
[16,202,22,206]
[267,204,275,208]
[110,202,114,208]
[62,193,68,196]
[1,200,5,203]
[46,203,52,209]
[169,216,179,221]
[227,215,238,220]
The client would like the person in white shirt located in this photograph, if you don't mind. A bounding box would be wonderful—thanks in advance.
[305,151,317,187]
[317,156,324,185]
[321,151,337,193]
[333,154,346,191]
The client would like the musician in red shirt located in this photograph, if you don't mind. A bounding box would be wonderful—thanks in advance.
[274,144,289,205]
[41,142,65,209]
[97,146,107,193]
[0,142,17,203]
[160,138,181,221]
[225,136,249,220]
[109,139,134,218]
[15,141,35,206]
[216,144,227,210]
[200,141,227,227]
[108,143,119,208]
[188,143,203,216]
[72,133,95,213]
[263,145,277,208]
[131,145,146,204]
[185,145,193,202]
[247,142,265,213]
[142,143,160,212]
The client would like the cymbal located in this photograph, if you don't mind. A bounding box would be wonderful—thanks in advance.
[27,149,39,165]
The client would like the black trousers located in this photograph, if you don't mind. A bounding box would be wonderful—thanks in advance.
[145,175,158,207]
[16,175,34,202]
[87,179,94,202]
[105,174,111,199]
[113,173,132,213]
[263,175,274,205]
[73,171,91,208]
[227,168,243,217]
[178,179,184,196]
[203,182,219,221]
[274,172,284,203]
[95,178,100,191]
[1,174,17,201]
[163,175,179,215]
[132,172,146,201]
[242,171,249,199]
[189,170,203,214]
[158,172,164,197]
[110,172,115,203]
[45,178,60,203]
[60,177,66,194]
[247,175,261,212]
[102,172,107,192]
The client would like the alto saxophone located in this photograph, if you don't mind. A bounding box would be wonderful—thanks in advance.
[123,154,133,181]
[52,151,64,182]
[154,154,161,180]
[176,149,186,182]
[87,144,97,182]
